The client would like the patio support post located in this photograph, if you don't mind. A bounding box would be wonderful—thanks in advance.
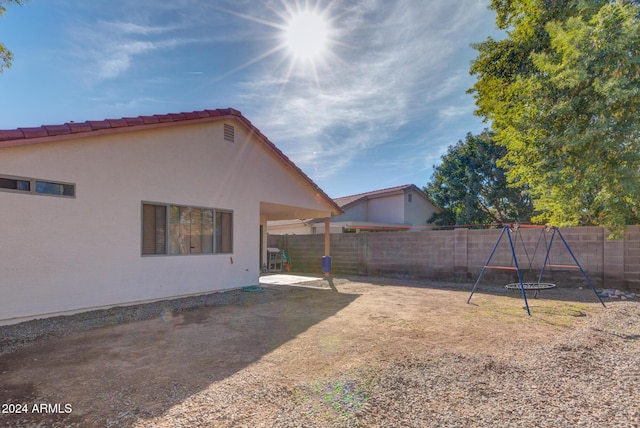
[324,217,330,278]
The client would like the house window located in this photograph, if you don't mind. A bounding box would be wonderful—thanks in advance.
[142,204,167,255]
[169,206,214,255]
[215,210,233,253]
[224,124,235,142]
[0,176,31,192]
[408,193,413,203]
[142,203,233,256]
[0,174,75,197]
[35,181,75,196]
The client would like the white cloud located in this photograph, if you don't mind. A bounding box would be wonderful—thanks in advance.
[60,0,493,183]
[95,40,159,78]
[236,0,489,180]
[98,20,180,35]
[68,13,205,81]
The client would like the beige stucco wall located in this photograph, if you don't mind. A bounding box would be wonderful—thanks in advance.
[367,194,404,224]
[0,119,333,323]
[404,190,438,230]
[331,202,367,223]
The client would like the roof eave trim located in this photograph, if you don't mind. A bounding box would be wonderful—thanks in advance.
[0,115,237,149]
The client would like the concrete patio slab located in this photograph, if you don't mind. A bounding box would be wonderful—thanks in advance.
[259,274,323,285]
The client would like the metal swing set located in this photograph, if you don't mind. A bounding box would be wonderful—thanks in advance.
[467,224,606,315]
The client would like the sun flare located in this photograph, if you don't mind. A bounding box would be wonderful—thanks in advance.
[220,1,341,85]
[285,11,329,60]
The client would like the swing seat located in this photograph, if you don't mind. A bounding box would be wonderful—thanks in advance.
[505,282,556,290]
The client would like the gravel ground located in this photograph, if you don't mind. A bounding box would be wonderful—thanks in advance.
[357,304,640,428]
[135,300,640,428]
[0,286,276,357]
[1,277,639,427]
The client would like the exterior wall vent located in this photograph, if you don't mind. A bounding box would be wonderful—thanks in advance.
[224,124,235,142]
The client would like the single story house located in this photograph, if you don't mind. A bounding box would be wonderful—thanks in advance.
[0,108,342,325]
[268,184,441,234]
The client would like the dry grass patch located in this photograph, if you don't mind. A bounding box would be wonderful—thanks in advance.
[1,276,637,427]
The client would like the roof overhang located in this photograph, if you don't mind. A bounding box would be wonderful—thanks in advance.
[260,201,334,221]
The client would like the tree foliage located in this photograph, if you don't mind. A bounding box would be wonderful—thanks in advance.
[0,0,25,72]
[425,130,534,225]
[469,0,640,232]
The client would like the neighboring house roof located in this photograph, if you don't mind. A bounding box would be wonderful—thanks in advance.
[335,184,435,210]
[0,108,343,216]
[301,184,438,226]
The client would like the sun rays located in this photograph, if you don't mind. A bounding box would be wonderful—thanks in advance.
[217,1,342,87]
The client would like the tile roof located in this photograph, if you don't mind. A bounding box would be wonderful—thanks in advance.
[0,108,343,216]
[0,108,236,144]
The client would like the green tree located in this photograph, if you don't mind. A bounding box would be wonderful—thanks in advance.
[469,0,640,232]
[1,0,25,72]
[425,130,534,225]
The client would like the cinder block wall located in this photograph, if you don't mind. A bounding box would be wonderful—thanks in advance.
[268,226,640,291]
[624,226,640,291]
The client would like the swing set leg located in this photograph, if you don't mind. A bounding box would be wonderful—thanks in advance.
[556,229,606,308]
[468,227,506,304]
[507,226,531,315]
[468,226,531,316]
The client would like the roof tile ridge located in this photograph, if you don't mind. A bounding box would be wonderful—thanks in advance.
[85,119,112,130]
[67,122,93,133]
[106,118,128,128]
[0,129,26,141]
[41,124,72,136]
[18,126,50,139]
[0,108,238,140]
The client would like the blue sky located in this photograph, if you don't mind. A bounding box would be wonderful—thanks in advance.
[0,0,501,198]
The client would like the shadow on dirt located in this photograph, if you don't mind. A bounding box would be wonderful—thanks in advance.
[0,285,360,427]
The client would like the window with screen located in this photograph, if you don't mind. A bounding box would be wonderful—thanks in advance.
[142,203,232,256]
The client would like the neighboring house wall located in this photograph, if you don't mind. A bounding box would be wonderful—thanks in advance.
[331,202,367,223]
[367,194,404,224]
[404,189,438,229]
[0,117,335,323]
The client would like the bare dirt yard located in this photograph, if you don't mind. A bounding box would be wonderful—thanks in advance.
[1,275,639,427]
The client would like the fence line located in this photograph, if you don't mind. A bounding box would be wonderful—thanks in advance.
[268,226,640,291]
